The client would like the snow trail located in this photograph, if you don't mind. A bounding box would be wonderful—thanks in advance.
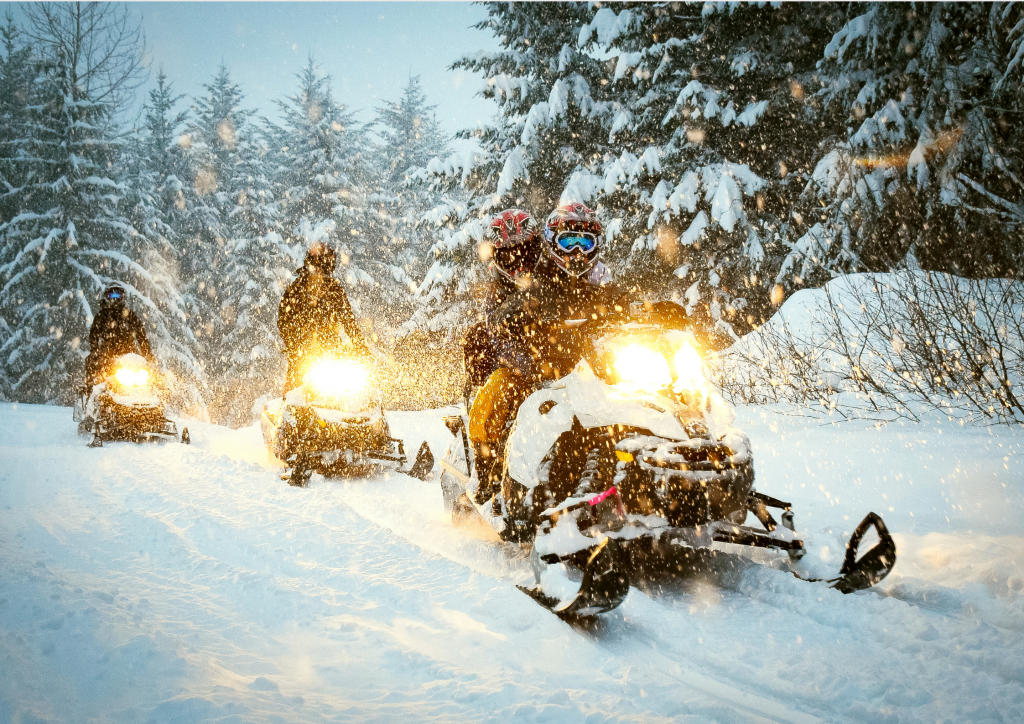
[1,402,1022,723]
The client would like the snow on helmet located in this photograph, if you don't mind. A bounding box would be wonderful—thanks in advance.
[487,209,541,284]
[305,242,337,274]
[542,202,603,278]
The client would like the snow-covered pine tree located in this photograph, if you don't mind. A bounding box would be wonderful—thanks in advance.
[266,59,381,332]
[371,75,450,332]
[574,2,844,337]
[0,13,35,226]
[405,2,608,339]
[178,64,251,369]
[409,2,845,343]
[0,2,189,405]
[0,14,35,400]
[141,71,193,241]
[216,129,289,425]
[121,71,209,415]
[785,2,1024,284]
[178,65,293,422]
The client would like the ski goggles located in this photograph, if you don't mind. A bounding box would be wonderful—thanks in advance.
[553,231,598,253]
[104,288,125,301]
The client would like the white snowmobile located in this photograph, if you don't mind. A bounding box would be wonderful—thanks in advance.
[261,346,433,487]
[439,307,896,617]
[74,352,188,447]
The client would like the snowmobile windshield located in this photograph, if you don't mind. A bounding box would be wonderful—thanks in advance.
[594,328,709,398]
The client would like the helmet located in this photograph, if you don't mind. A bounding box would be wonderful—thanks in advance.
[542,202,603,278]
[101,285,126,305]
[305,242,337,274]
[487,209,541,284]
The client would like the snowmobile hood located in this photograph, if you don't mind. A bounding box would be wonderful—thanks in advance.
[507,360,699,491]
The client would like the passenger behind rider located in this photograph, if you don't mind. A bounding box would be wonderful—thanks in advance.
[278,242,369,393]
[469,203,627,500]
[84,285,155,388]
[462,210,542,399]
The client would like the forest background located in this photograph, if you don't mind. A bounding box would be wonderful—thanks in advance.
[1,1,1021,425]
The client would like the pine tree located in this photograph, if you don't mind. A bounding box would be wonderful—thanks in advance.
[123,70,208,414]
[0,13,35,400]
[0,2,171,405]
[788,2,1024,283]
[577,3,844,336]
[266,59,380,330]
[371,75,450,333]
[179,64,250,365]
[0,13,35,229]
[217,130,289,425]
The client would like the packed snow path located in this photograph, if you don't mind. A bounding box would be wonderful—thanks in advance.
[1,402,1022,723]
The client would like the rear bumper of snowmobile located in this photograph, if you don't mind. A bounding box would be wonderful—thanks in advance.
[262,403,408,471]
[82,395,180,445]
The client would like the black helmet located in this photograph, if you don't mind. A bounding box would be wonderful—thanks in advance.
[305,242,337,274]
[101,285,126,305]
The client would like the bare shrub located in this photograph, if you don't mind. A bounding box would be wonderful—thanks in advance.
[712,271,1024,425]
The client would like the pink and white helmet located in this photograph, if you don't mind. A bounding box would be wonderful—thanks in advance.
[488,209,541,283]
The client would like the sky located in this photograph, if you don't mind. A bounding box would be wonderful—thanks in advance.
[15,2,503,136]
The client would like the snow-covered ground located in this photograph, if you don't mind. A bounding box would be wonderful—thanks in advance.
[1,401,1022,723]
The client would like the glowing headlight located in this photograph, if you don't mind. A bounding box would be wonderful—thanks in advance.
[613,344,672,391]
[303,358,370,398]
[114,367,149,387]
[672,342,706,391]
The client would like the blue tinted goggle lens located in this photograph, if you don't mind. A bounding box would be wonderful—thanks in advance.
[555,234,596,252]
[105,290,123,300]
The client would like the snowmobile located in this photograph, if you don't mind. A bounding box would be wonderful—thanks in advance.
[74,352,189,447]
[439,306,896,617]
[261,346,433,487]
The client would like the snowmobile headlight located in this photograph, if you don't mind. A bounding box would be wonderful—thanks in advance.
[613,344,673,392]
[114,367,149,387]
[671,341,706,392]
[303,358,370,399]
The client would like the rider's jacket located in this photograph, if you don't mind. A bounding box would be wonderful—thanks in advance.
[487,262,630,382]
[86,304,153,382]
[278,267,366,354]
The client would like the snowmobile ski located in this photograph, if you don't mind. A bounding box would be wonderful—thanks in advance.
[406,441,434,480]
[519,536,630,618]
[827,512,897,593]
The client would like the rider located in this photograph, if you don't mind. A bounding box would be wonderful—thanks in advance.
[84,285,155,387]
[469,203,629,501]
[463,209,543,396]
[278,242,369,392]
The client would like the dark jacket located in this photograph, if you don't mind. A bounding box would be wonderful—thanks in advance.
[488,271,631,381]
[85,304,153,383]
[278,268,366,353]
[279,268,366,391]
